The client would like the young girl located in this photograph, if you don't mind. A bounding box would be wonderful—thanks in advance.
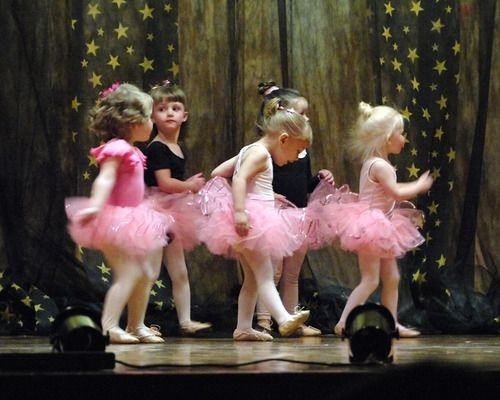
[199,98,312,341]
[333,101,433,338]
[143,81,212,336]
[65,83,172,344]
[253,82,334,337]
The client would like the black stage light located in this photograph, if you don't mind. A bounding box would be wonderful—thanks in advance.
[50,306,109,352]
[342,303,399,364]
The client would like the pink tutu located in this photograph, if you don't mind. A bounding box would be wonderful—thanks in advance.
[145,188,204,251]
[335,199,425,258]
[304,181,359,250]
[65,197,174,256]
[198,177,306,260]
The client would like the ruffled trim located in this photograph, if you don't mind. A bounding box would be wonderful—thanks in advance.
[65,197,173,256]
[304,181,358,250]
[91,139,146,171]
[335,200,425,258]
[145,188,204,251]
[197,177,305,259]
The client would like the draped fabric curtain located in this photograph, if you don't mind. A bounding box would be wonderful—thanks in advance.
[0,0,498,335]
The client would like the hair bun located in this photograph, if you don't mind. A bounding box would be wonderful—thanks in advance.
[358,101,373,117]
[258,80,279,96]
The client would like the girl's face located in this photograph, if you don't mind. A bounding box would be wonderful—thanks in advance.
[291,98,309,121]
[130,118,153,142]
[152,100,188,134]
[387,129,406,155]
[273,135,309,166]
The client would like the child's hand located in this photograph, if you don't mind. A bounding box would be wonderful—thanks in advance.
[187,173,206,192]
[274,193,287,202]
[318,169,335,185]
[75,206,100,225]
[234,210,251,237]
[417,170,434,193]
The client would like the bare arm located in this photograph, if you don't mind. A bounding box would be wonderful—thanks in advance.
[76,158,119,222]
[211,155,238,178]
[371,161,433,201]
[155,169,205,193]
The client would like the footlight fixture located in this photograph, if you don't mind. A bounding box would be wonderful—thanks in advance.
[341,303,399,364]
[50,306,108,352]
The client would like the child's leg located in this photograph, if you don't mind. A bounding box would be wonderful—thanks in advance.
[380,258,420,337]
[236,254,259,332]
[255,257,283,330]
[100,247,143,343]
[163,239,211,334]
[163,238,191,325]
[379,257,400,321]
[280,245,321,336]
[125,249,164,343]
[125,275,164,343]
[335,252,381,334]
[239,248,309,337]
[241,248,290,325]
[279,245,307,313]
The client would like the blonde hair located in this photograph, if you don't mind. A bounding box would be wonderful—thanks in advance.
[255,82,307,135]
[88,83,153,140]
[348,101,404,162]
[261,98,313,145]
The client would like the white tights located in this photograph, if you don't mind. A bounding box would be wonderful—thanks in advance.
[163,238,192,326]
[236,248,293,331]
[100,246,162,333]
[255,245,307,321]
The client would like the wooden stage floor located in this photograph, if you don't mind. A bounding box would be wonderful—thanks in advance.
[1,334,499,399]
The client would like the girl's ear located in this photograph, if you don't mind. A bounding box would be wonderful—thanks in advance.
[279,132,289,144]
[183,111,189,122]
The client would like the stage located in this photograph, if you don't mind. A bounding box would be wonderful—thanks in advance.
[1,334,499,399]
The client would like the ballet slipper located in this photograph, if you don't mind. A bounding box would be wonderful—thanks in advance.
[256,319,274,334]
[278,310,310,337]
[233,328,273,341]
[334,324,343,337]
[294,324,322,337]
[126,324,162,338]
[397,324,421,338]
[108,326,140,344]
[127,326,165,343]
[180,320,212,336]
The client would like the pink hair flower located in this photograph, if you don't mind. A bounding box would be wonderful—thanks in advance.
[99,82,121,98]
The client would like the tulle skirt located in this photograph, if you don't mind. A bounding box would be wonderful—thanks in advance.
[145,188,205,251]
[65,197,173,257]
[197,177,307,260]
[334,199,425,258]
[302,181,359,250]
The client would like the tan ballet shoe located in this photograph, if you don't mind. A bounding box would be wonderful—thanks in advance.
[180,320,212,336]
[295,324,322,337]
[278,310,310,337]
[233,328,273,341]
[256,319,274,334]
[397,324,421,338]
[127,326,165,343]
[108,327,140,344]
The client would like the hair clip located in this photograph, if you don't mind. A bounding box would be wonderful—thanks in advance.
[278,105,297,115]
[99,82,121,98]
[151,80,172,91]
[264,85,279,96]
